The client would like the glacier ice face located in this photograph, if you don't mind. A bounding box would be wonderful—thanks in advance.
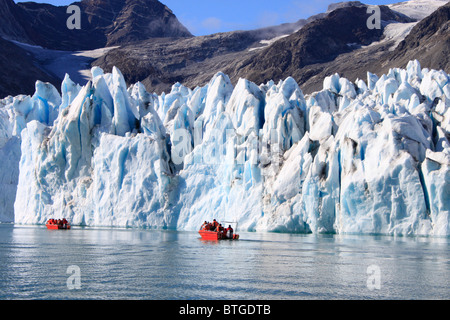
[14,70,173,228]
[5,60,450,236]
[0,79,63,222]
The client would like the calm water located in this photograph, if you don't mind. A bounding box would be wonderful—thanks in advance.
[0,224,448,300]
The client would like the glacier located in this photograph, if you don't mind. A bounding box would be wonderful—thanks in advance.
[1,60,449,236]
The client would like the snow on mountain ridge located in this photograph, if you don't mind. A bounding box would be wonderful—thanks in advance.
[2,60,449,236]
[388,0,449,20]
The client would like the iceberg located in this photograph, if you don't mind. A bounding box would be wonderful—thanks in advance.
[2,59,449,236]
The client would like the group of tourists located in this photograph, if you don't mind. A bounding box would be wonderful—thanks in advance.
[200,219,234,239]
[47,218,69,227]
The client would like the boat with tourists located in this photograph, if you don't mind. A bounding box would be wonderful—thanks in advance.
[199,219,239,240]
[46,218,71,230]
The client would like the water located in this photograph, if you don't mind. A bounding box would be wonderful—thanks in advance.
[0,224,448,300]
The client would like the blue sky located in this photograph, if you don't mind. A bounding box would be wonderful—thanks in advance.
[17,0,401,36]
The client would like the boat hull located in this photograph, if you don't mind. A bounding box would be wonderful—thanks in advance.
[199,230,239,240]
[46,224,71,230]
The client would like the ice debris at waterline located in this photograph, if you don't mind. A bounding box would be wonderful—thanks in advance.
[1,61,449,236]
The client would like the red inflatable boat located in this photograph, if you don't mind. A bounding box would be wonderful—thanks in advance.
[198,220,239,240]
[199,230,239,240]
[46,219,71,230]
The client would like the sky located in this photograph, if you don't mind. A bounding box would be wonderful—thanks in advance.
[17,0,402,36]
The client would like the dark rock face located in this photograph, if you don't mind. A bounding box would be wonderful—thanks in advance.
[1,0,192,50]
[1,0,448,99]
[93,4,418,94]
[0,0,192,97]
[233,5,414,88]
[79,0,192,47]
[0,0,31,43]
[92,19,310,93]
[387,2,450,73]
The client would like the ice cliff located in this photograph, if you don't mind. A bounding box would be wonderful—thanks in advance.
[2,60,449,236]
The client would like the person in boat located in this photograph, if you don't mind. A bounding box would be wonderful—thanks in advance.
[226,225,233,239]
[212,219,219,230]
[200,221,208,230]
[222,226,228,239]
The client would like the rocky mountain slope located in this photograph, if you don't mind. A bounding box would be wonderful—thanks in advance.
[231,5,413,91]
[1,0,449,98]
[268,1,450,94]
[10,0,192,50]
[388,2,450,73]
[92,2,403,93]
[0,37,60,98]
[0,0,192,97]
[93,1,449,95]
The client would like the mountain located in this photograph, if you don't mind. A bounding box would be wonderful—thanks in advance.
[0,0,31,43]
[1,0,192,50]
[0,0,192,97]
[92,29,289,94]
[388,2,450,73]
[77,0,193,48]
[291,1,450,94]
[1,0,449,98]
[90,1,450,95]
[92,2,416,94]
[91,8,323,93]
[232,5,413,89]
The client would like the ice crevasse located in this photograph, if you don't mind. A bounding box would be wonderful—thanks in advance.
[1,60,448,236]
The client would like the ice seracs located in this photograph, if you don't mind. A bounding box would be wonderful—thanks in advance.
[2,59,449,236]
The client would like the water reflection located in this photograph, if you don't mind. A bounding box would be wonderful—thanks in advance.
[0,224,448,299]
